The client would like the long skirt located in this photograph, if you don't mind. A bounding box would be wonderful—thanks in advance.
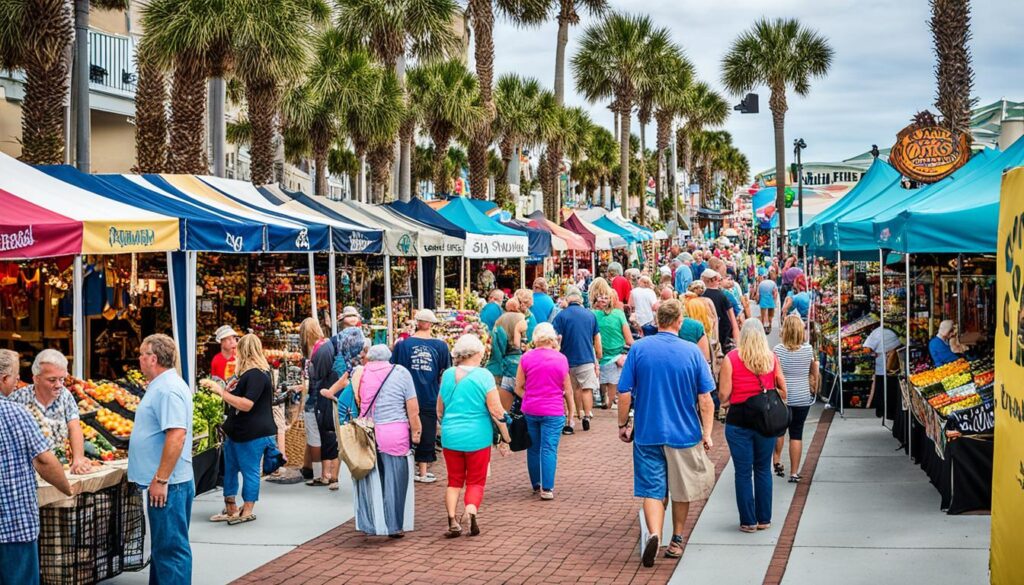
[353,451,415,536]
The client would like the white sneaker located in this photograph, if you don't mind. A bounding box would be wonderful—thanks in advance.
[414,473,438,483]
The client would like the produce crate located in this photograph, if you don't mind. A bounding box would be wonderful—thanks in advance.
[84,421,129,450]
[39,478,146,584]
[193,447,222,495]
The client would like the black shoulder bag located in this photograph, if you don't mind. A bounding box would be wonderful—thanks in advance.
[743,367,791,438]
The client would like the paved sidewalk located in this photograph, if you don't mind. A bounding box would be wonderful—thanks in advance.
[233,409,731,585]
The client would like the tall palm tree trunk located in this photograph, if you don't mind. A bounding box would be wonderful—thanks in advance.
[618,100,631,218]
[133,59,168,173]
[769,87,788,248]
[469,0,495,200]
[20,0,74,164]
[399,118,416,201]
[368,144,393,203]
[554,8,570,104]
[431,134,450,194]
[245,79,278,185]
[637,119,647,224]
[168,54,208,174]
[312,130,331,197]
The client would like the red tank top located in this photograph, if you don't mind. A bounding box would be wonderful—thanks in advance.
[727,350,778,405]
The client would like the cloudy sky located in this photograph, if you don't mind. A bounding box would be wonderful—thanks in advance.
[486,0,1024,174]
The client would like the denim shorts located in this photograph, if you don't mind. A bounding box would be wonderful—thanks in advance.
[632,443,668,499]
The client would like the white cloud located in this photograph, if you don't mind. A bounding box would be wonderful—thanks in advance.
[487,0,1024,173]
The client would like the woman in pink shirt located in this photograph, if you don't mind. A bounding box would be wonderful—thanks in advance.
[514,323,575,500]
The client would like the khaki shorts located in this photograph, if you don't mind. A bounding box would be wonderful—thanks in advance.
[303,410,321,447]
[664,444,716,503]
[273,404,287,433]
[569,364,599,392]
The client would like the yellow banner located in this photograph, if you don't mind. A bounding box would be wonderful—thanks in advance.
[81,219,180,254]
[993,167,1024,584]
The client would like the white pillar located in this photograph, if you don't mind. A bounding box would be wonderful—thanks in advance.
[186,252,198,392]
[384,254,394,345]
[879,248,887,429]
[520,257,526,290]
[329,251,338,336]
[905,253,912,457]
[72,256,84,380]
[417,255,424,309]
[439,252,446,310]
[308,252,318,322]
[836,251,843,415]
[459,257,465,310]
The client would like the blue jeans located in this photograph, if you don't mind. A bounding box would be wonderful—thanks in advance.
[725,424,774,526]
[147,481,194,585]
[525,415,565,491]
[0,540,39,585]
[223,436,273,502]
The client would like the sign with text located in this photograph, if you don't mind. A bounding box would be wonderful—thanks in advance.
[992,167,1024,584]
[463,233,528,259]
[889,119,970,183]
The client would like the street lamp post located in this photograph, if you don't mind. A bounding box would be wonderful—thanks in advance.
[794,138,807,229]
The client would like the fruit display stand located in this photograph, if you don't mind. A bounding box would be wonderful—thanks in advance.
[900,357,994,514]
[813,261,878,409]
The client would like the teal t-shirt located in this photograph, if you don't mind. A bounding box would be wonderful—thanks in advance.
[678,318,706,344]
[525,312,537,344]
[439,366,496,452]
[594,308,628,365]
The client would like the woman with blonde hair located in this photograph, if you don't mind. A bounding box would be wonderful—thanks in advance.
[772,315,818,482]
[676,298,711,364]
[515,323,574,499]
[207,334,279,524]
[590,278,633,411]
[437,334,511,537]
[719,319,788,533]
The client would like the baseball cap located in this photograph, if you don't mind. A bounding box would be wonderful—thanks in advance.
[215,325,239,343]
[414,309,439,323]
[701,268,721,281]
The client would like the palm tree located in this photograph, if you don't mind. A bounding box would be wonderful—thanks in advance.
[541,104,592,218]
[133,37,169,173]
[544,0,607,104]
[634,48,687,224]
[572,13,673,218]
[586,125,618,207]
[651,63,694,220]
[407,59,485,195]
[722,17,833,245]
[690,130,731,208]
[346,65,404,202]
[930,0,975,136]
[493,74,553,205]
[335,0,461,201]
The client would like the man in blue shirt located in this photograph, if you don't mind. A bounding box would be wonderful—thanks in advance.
[674,253,693,295]
[929,320,963,367]
[480,289,505,330]
[392,309,452,482]
[691,251,708,282]
[617,299,715,568]
[552,286,602,434]
[129,334,194,584]
[531,278,557,324]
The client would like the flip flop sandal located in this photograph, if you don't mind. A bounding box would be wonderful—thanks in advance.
[774,463,785,477]
[789,474,802,483]
[664,535,684,558]
[228,514,256,525]
[305,478,328,487]
[739,525,757,533]
[209,510,237,522]
[328,481,339,491]
[445,516,462,538]
[756,523,771,530]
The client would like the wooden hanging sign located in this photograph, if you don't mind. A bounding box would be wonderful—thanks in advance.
[889,111,971,183]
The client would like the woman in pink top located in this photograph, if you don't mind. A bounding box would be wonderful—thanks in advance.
[351,344,422,537]
[719,320,788,533]
[514,323,575,500]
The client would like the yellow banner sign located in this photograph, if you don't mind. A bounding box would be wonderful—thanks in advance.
[889,123,971,183]
[82,220,180,254]
[993,167,1024,584]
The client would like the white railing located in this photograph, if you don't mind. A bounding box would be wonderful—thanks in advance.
[88,30,136,98]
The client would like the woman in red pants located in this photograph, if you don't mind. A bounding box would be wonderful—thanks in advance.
[437,334,511,537]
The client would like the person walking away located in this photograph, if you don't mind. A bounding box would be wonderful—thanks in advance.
[772,315,818,482]
[514,323,574,500]
[617,300,716,567]
[437,335,512,537]
[10,350,92,474]
[629,276,658,337]
[677,301,711,365]
[754,275,779,334]
[864,325,903,420]
[780,276,811,321]
[674,253,694,295]
[552,286,602,433]
[391,309,451,484]
[480,290,505,330]
[514,288,538,343]
[313,327,367,489]
[608,262,632,306]
[207,334,278,524]
[129,334,194,583]
[0,349,20,397]
[210,325,239,381]
[720,273,746,327]
[352,345,421,537]
[294,318,326,481]
[719,320,788,532]
[487,298,528,412]
[590,278,633,410]
[531,278,557,324]
[700,269,739,353]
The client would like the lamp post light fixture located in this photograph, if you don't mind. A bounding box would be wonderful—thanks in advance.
[794,138,807,229]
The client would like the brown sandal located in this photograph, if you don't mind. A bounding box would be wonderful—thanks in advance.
[445,516,462,538]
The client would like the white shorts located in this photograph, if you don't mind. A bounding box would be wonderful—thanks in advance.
[600,361,623,385]
[303,410,321,447]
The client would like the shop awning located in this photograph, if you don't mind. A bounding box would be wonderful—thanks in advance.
[199,176,384,254]
[39,166,266,253]
[526,211,590,252]
[500,217,554,256]
[434,197,528,258]
[604,209,653,241]
[0,153,179,256]
[593,216,639,244]
[0,188,82,259]
[562,211,627,250]
[873,137,1024,254]
[257,185,294,205]
[388,198,466,255]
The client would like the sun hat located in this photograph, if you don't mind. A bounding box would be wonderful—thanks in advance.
[413,309,439,323]
[341,306,360,319]
[215,325,239,343]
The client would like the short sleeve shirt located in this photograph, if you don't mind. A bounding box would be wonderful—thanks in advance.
[531,292,556,324]
[593,309,628,364]
[127,369,194,487]
[702,289,735,348]
[519,348,569,417]
[552,302,600,367]
[674,264,693,294]
[210,353,236,381]
[391,337,452,407]
[480,302,503,330]
[438,366,496,452]
[222,369,277,442]
[308,339,340,411]
[611,276,632,305]
[630,288,658,326]
[9,386,79,450]
[0,400,51,543]
[678,318,706,345]
[617,333,715,448]
[863,327,902,375]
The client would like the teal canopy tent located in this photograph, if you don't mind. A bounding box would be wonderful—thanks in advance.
[435,196,528,258]
[593,215,639,244]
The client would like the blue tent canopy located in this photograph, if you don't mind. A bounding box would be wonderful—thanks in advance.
[627,221,655,240]
[593,216,638,244]
[464,198,499,216]
[874,137,1024,254]
[501,218,551,258]
[434,197,528,258]
[389,198,466,239]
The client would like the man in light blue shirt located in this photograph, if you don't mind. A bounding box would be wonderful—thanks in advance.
[531,278,557,324]
[674,253,693,295]
[128,334,194,584]
[480,289,505,330]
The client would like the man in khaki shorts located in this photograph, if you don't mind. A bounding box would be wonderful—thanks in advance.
[617,299,716,568]
[552,287,602,434]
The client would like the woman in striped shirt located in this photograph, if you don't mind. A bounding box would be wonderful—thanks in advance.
[772,315,820,483]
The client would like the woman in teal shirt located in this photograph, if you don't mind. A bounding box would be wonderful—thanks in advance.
[437,334,511,538]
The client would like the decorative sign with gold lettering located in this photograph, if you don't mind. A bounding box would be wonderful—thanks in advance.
[888,112,971,183]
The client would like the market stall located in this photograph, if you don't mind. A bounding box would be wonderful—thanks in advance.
[388,198,467,308]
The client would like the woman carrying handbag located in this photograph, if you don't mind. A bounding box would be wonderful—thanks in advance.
[718,319,788,533]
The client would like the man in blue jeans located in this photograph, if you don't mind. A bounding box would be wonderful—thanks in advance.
[0,398,75,585]
[617,300,716,568]
[129,334,194,585]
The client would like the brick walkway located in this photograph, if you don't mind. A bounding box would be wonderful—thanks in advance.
[233,410,731,585]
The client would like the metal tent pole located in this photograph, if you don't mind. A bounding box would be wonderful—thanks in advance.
[384,254,394,345]
[308,252,318,321]
[187,252,198,392]
[836,250,843,415]
[520,257,526,290]
[439,251,446,310]
[329,251,338,336]
[72,256,84,380]
[906,253,912,458]
[956,253,962,328]
[417,255,425,309]
[880,249,887,429]
[459,257,465,310]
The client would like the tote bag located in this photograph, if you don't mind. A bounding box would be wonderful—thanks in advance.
[744,366,790,438]
[335,367,395,480]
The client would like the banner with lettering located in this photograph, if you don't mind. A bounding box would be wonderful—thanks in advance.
[463,233,528,259]
[83,219,179,254]
[992,167,1024,584]
[0,188,83,259]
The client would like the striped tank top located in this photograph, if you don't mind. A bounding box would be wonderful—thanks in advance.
[772,344,815,407]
